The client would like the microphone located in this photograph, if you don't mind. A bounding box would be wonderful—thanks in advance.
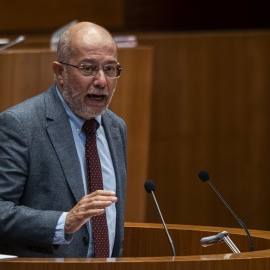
[144,180,176,256]
[0,35,25,51]
[201,231,241,253]
[198,169,254,251]
[200,231,227,247]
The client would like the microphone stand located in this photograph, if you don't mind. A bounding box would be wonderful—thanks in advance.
[151,190,176,256]
[207,180,254,252]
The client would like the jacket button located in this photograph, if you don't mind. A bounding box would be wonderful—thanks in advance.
[83,237,89,245]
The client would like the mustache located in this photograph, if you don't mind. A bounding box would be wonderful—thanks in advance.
[87,88,108,95]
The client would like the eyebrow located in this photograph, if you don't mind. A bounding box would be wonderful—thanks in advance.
[79,59,118,65]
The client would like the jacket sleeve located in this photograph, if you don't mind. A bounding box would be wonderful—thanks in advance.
[0,111,63,253]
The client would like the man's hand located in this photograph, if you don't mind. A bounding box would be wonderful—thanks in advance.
[65,190,117,234]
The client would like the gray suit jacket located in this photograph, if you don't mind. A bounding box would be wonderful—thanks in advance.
[0,84,127,258]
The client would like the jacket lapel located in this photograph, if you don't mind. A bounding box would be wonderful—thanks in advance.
[102,113,125,190]
[44,85,85,205]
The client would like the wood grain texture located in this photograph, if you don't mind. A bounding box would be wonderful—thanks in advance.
[137,31,270,230]
[2,223,270,269]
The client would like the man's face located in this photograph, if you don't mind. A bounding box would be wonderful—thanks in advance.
[60,31,118,120]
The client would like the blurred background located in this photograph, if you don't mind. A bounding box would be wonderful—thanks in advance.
[1,0,270,232]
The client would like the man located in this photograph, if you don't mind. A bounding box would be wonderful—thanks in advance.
[0,22,127,258]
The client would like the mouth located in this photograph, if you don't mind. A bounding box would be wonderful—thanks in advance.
[87,94,104,100]
[85,94,107,107]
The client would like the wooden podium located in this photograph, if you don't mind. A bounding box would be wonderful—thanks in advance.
[1,222,270,269]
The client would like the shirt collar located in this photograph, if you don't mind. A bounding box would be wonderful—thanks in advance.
[56,86,101,132]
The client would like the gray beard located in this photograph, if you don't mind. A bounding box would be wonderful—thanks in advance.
[61,73,116,119]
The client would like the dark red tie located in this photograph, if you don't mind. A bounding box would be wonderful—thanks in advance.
[83,119,110,258]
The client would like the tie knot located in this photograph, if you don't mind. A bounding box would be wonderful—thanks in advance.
[82,119,97,135]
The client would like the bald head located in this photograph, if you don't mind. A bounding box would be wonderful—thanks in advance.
[56,22,117,63]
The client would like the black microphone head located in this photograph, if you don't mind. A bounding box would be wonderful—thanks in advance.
[144,180,155,193]
[198,170,210,182]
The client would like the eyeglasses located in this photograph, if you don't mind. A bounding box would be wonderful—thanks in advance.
[59,61,123,79]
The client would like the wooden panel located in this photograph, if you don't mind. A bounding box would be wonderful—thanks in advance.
[123,222,270,257]
[2,223,270,269]
[0,0,124,34]
[0,50,55,108]
[0,46,153,223]
[137,31,270,230]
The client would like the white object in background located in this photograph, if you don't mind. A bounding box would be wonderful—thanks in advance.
[0,254,17,260]
[0,38,10,45]
[113,35,137,47]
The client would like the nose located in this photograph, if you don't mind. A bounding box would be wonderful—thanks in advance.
[92,68,107,87]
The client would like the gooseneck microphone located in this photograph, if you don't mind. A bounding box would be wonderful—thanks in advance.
[0,35,25,51]
[144,180,176,256]
[198,169,254,251]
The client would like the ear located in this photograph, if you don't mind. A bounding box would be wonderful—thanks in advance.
[52,61,64,84]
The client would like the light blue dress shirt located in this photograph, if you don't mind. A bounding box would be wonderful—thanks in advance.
[53,87,116,257]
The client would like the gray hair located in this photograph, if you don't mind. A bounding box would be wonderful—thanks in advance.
[56,30,73,63]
